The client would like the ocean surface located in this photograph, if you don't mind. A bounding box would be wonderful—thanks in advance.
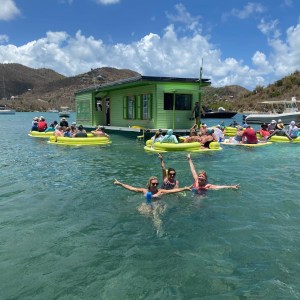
[1,112,300,299]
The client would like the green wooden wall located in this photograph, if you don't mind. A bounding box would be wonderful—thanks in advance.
[75,80,204,130]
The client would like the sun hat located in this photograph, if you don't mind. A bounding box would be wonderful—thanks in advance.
[271,120,276,124]
[277,123,284,129]
[278,119,282,122]
[72,122,76,125]
[290,121,295,125]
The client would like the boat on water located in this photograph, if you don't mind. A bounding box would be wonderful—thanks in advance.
[201,107,237,119]
[0,105,15,115]
[245,97,300,125]
[48,108,59,113]
[58,107,71,118]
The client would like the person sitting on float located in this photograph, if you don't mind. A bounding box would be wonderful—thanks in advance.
[114,176,191,198]
[186,154,240,193]
[45,122,56,132]
[257,123,270,139]
[213,124,224,142]
[63,127,72,137]
[199,129,217,148]
[199,123,208,136]
[54,126,64,137]
[70,122,77,135]
[287,121,299,139]
[60,117,69,128]
[151,130,163,143]
[242,125,258,144]
[38,116,48,132]
[158,153,179,190]
[74,125,88,137]
[229,125,244,144]
[267,119,292,141]
[91,125,109,137]
[160,129,178,143]
[31,121,38,131]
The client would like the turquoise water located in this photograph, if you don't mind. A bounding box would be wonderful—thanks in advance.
[1,113,300,299]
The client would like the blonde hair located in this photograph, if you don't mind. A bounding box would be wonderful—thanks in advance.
[147,176,158,189]
[198,170,208,180]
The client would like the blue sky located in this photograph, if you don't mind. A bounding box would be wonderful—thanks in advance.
[0,0,299,89]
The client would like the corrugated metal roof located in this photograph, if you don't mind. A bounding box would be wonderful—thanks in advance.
[75,75,211,94]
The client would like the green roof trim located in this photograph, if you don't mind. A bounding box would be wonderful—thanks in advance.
[75,75,211,95]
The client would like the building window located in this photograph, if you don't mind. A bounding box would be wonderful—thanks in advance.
[123,95,136,119]
[142,94,152,120]
[164,93,192,110]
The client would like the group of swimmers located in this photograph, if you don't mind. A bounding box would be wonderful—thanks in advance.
[114,153,240,200]
[31,116,109,138]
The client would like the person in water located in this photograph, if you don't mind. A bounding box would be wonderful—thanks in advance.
[114,176,191,198]
[187,153,240,192]
[158,153,179,190]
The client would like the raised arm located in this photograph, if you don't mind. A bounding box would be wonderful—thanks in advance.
[187,153,198,182]
[158,153,167,180]
[114,179,146,193]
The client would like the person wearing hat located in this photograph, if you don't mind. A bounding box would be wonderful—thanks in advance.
[60,117,69,128]
[199,123,208,136]
[160,129,178,143]
[267,120,277,133]
[257,123,270,139]
[70,122,77,135]
[267,119,292,141]
[287,121,299,138]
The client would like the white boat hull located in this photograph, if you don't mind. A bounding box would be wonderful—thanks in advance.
[0,109,15,115]
[246,112,300,125]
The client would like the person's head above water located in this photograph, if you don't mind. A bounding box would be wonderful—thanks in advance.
[147,176,159,190]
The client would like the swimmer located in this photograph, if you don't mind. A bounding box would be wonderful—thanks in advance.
[187,154,240,192]
[114,176,191,198]
[158,153,179,190]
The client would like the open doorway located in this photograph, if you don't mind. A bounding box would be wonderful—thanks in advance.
[105,98,110,125]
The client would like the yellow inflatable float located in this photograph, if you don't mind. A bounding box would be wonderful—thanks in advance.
[221,140,272,147]
[29,131,94,138]
[144,140,222,152]
[28,131,55,138]
[48,136,111,146]
[269,136,300,143]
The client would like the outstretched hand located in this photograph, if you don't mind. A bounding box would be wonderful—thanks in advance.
[232,184,240,190]
[158,153,163,160]
[186,153,191,160]
[114,178,121,185]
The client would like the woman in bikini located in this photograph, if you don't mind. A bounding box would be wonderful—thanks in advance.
[158,153,179,190]
[186,153,240,193]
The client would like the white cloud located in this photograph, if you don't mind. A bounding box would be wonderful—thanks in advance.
[0,3,300,90]
[0,0,20,21]
[166,3,201,32]
[223,2,265,21]
[258,19,281,38]
[95,0,120,4]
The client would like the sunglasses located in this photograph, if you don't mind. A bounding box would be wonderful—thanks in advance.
[169,172,176,176]
[151,182,159,186]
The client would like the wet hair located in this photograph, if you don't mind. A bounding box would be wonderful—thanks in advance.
[78,125,84,130]
[198,170,208,181]
[147,176,158,189]
[167,167,176,176]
